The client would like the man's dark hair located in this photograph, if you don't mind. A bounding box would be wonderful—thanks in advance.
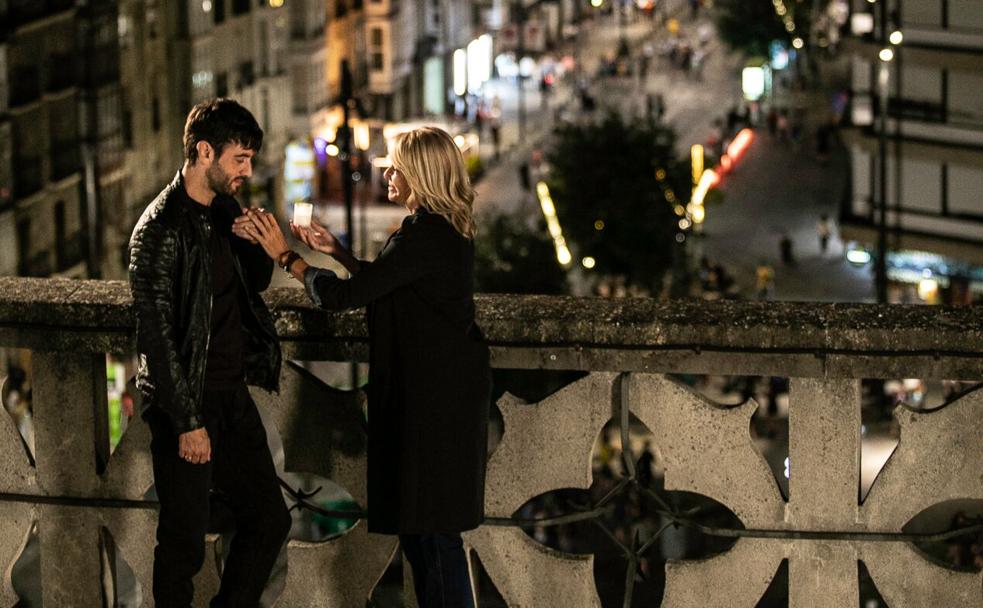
[183,98,263,164]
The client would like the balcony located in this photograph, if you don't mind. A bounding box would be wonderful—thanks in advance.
[0,278,981,605]
[12,156,43,199]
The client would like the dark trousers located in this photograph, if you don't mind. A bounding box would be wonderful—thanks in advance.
[147,384,291,608]
[399,533,475,608]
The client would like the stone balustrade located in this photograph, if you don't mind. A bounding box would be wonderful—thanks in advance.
[0,276,981,607]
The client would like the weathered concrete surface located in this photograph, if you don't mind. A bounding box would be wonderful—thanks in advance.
[465,526,600,608]
[860,542,983,607]
[786,379,861,530]
[785,379,863,608]
[0,504,33,606]
[630,374,785,528]
[38,505,103,607]
[102,507,157,607]
[276,525,398,608]
[462,374,615,608]
[861,385,983,531]
[630,374,983,607]
[484,374,617,517]
[662,538,782,607]
[253,364,400,607]
[32,352,108,496]
[253,364,370,508]
[2,276,982,377]
[1,277,983,606]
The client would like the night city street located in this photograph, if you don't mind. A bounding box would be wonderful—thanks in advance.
[1,0,982,606]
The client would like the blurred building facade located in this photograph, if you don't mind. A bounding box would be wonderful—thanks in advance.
[842,0,983,303]
[0,0,586,284]
[3,0,126,280]
[0,0,12,277]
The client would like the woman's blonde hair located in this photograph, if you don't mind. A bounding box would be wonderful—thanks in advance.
[390,127,477,239]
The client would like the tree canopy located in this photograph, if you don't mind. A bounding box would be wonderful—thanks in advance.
[713,0,794,57]
[474,214,569,295]
[547,113,688,291]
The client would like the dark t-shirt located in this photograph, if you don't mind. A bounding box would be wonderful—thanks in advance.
[189,198,245,388]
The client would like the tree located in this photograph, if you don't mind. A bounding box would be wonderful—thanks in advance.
[474,214,569,295]
[713,0,793,57]
[547,113,688,292]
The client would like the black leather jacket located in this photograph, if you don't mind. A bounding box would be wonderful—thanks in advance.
[128,172,280,433]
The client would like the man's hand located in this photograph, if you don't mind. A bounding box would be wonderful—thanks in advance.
[178,428,211,464]
[232,208,260,244]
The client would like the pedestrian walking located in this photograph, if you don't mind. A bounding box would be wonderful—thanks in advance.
[518,162,531,191]
[245,127,491,608]
[766,106,778,136]
[755,262,775,300]
[474,98,486,136]
[777,109,790,143]
[128,98,290,607]
[489,95,503,160]
[779,233,795,265]
[817,214,832,255]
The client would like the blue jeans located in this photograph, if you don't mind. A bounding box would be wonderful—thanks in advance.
[399,533,475,608]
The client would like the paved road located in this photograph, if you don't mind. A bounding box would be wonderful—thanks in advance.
[474,9,874,302]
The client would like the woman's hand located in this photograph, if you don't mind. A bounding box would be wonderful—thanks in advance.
[291,219,341,256]
[241,209,290,260]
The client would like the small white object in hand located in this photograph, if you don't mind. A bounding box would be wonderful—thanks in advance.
[293,202,313,228]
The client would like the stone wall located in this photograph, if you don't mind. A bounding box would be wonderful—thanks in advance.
[0,276,981,606]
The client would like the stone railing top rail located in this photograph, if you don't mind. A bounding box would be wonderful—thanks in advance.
[1,277,981,378]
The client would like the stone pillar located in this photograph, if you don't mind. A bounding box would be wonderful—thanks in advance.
[786,378,861,608]
[32,351,108,606]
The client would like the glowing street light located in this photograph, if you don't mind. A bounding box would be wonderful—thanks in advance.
[691,169,718,207]
[889,30,903,45]
[792,37,804,49]
[582,256,596,269]
[879,48,895,62]
[536,181,573,267]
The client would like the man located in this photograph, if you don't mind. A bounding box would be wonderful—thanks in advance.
[128,98,290,607]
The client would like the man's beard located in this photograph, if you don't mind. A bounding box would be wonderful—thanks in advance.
[206,163,241,196]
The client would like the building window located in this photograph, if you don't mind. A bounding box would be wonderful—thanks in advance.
[54,201,66,268]
[370,27,384,72]
[336,0,348,18]
[232,0,250,15]
[214,0,225,24]
[16,217,30,276]
[239,61,255,88]
[216,72,228,97]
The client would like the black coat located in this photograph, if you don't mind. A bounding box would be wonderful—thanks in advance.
[306,209,491,534]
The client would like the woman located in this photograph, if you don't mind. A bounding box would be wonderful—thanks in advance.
[240,127,491,607]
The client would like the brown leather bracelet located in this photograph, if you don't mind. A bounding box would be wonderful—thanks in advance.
[279,250,301,273]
